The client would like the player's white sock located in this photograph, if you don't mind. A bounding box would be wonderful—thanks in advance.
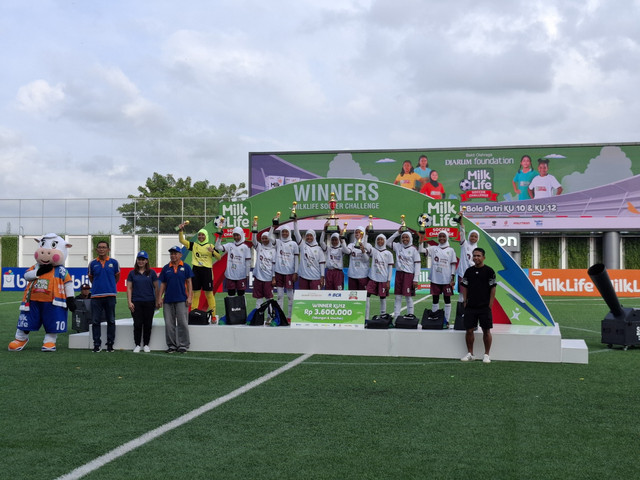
[444,304,452,322]
[406,296,414,315]
[286,290,294,318]
[432,303,439,313]
[380,298,387,315]
[365,297,371,319]
[255,298,264,309]
[394,296,402,318]
[276,287,284,310]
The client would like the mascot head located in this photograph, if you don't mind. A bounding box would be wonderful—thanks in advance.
[33,233,72,266]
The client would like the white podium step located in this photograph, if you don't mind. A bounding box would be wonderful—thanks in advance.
[68,320,588,364]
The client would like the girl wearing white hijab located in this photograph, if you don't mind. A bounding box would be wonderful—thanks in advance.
[270,224,299,319]
[215,226,252,296]
[320,227,347,290]
[456,222,480,302]
[293,219,325,290]
[252,228,276,309]
[420,231,458,327]
[386,228,421,318]
[365,233,394,320]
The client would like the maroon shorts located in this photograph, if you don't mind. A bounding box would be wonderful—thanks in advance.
[366,279,389,298]
[274,272,295,289]
[348,277,369,290]
[394,271,416,297]
[252,278,274,299]
[226,278,247,291]
[298,277,323,290]
[431,283,453,296]
[325,269,344,290]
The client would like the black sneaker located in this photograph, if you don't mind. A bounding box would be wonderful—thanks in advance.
[166,347,177,354]
[177,347,187,353]
[92,345,102,353]
[106,344,114,353]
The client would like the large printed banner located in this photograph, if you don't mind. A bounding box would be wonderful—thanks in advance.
[249,144,640,231]
[528,269,640,297]
[1,267,161,293]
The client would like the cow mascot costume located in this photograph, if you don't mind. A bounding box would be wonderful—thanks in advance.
[8,233,76,352]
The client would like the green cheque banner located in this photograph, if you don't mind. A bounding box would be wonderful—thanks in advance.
[291,290,367,329]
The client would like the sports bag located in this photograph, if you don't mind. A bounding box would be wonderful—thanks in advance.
[421,309,446,330]
[224,295,247,325]
[395,313,419,329]
[188,309,211,325]
[365,313,393,329]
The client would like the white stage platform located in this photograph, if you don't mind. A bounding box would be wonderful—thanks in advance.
[69,319,588,364]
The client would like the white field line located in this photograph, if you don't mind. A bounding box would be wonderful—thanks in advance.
[56,353,312,480]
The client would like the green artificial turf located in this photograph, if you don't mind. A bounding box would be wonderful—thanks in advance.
[0,292,638,479]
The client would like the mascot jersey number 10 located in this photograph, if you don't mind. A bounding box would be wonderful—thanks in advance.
[8,233,77,352]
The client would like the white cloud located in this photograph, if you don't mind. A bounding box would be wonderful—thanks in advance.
[16,80,65,116]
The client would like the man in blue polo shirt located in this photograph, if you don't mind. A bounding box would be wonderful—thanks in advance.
[156,245,193,353]
[88,241,120,353]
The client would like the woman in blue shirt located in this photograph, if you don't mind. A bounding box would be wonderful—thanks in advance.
[126,251,158,353]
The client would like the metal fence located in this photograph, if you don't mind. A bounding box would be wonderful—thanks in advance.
[0,196,246,235]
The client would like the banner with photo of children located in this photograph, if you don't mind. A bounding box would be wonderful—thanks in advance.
[249,143,640,231]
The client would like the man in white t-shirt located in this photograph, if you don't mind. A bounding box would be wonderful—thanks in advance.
[528,158,563,199]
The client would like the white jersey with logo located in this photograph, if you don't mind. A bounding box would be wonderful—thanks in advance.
[425,244,457,285]
[386,231,420,282]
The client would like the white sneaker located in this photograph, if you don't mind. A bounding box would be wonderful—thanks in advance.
[483,354,491,364]
[143,345,151,353]
[133,345,141,353]
[460,352,475,362]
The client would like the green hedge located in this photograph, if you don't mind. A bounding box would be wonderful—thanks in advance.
[539,237,560,269]
[624,237,640,269]
[520,237,533,269]
[1,236,18,267]
[567,237,589,269]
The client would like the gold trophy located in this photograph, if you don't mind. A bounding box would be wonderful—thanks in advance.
[273,211,281,226]
[251,216,259,234]
[174,219,190,232]
[400,214,407,232]
[340,221,348,239]
[367,215,374,234]
[453,205,466,224]
[289,201,297,220]
[327,192,339,232]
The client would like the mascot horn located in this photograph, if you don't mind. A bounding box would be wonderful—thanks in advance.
[8,233,76,352]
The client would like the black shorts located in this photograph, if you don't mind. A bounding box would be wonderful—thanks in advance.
[463,306,493,331]
[192,266,213,291]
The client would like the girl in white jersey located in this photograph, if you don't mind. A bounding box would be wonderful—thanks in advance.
[293,220,326,290]
[319,227,347,290]
[270,225,299,319]
[346,226,370,290]
[252,229,276,309]
[420,231,458,327]
[215,227,252,296]
[386,229,421,319]
[365,233,394,320]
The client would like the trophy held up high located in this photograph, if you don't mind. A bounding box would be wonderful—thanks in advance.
[326,192,339,232]
[251,216,259,234]
[367,215,374,235]
[273,211,281,226]
[400,214,407,232]
[289,201,297,220]
[213,215,226,234]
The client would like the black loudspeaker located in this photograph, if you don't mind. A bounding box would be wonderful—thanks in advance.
[588,263,640,350]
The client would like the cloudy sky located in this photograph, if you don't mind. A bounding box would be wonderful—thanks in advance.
[2,0,639,200]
